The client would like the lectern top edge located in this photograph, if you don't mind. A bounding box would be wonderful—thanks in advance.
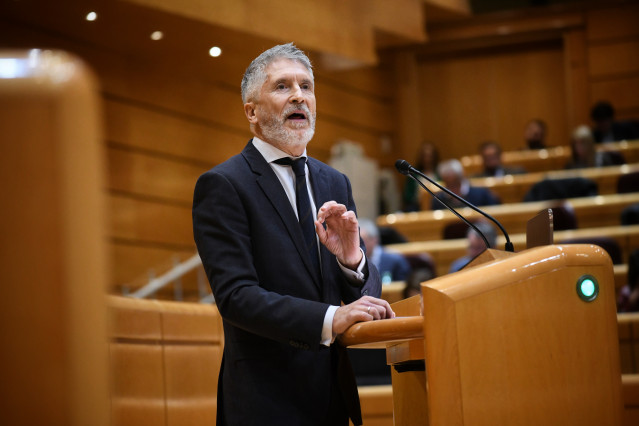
[423,244,613,301]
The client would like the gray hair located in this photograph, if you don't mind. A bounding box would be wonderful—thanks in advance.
[437,158,465,179]
[241,43,314,104]
[572,124,594,142]
[358,218,379,240]
[468,221,497,248]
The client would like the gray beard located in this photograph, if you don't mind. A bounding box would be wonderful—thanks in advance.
[260,109,316,151]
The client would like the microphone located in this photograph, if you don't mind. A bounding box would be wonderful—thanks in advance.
[395,159,514,252]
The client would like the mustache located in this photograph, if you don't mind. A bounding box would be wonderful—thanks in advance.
[283,104,313,119]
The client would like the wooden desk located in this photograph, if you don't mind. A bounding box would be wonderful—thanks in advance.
[461,139,639,176]
[384,224,639,277]
[461,163,639,205]
[381,192,639,243]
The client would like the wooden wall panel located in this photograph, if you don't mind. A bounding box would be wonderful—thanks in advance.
[108,147,204,204]
[563,30,590,129]
[109,195,194,248]
[588,40,639,78]
[585,4,639,124]
[591,76,639,114]
[104,99,247,165]
[321,66,394,100]
[101,66,248,131]
[586,3,639,41]
[317,81,394,133]
[416,46,567,160]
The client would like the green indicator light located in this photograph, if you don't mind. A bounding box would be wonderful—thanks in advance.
[581,279,595,297]
[577,275,599,302]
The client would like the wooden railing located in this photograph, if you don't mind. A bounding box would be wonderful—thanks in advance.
[380,192,639,243]
[383,224,639,277]
[464,163,639,205]
[460,140,639,176]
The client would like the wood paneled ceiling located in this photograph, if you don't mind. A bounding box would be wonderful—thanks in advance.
[1,0,471,75]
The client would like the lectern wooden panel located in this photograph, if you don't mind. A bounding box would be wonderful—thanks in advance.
[341,244,622,426]
[423,244,621,425]
[0,50,109,426]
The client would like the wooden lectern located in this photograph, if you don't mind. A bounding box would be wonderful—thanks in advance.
[341,243,623,425]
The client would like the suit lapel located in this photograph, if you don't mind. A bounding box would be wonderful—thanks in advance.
[242,141,322,289]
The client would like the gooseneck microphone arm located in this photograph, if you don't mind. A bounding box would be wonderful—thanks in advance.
[395,159,514,252]
[400,167,492,250]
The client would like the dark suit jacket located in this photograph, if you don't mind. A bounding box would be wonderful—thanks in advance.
[431,186,501,210]
[193,140,381,426]
[471,165,526,178]
[593,120,639,143]
[377,248,411,282]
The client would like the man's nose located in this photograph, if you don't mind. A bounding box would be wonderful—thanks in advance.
[290,84,304,103]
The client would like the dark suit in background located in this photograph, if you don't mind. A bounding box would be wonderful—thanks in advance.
[431,186,500,210]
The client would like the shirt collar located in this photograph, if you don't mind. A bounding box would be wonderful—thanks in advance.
[252,136,307,163]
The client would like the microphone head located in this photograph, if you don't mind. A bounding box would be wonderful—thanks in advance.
[395,159,412,175]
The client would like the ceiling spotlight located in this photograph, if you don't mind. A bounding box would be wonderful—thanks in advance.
[209,46,222,57]
[86,12,97,22]
[150,31,163,41]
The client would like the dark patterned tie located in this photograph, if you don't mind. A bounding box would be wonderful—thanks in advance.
[274,157,321,278]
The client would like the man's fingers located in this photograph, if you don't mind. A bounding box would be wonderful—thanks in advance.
[317,201,347,222]
[361,296,395,319]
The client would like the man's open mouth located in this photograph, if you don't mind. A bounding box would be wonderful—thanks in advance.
[287,111,307,120]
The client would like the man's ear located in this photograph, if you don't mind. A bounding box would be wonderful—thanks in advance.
[244,102,258,124]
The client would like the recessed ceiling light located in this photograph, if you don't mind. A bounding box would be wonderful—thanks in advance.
[209,46,222,57]
[86,12,97,21]
[150,31,163,41]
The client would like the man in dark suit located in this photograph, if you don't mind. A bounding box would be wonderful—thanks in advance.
[472,141,526,178]
[431,158,501,210]
[193,43,392,426]
[591,100,639,143]
[359,218,411,284]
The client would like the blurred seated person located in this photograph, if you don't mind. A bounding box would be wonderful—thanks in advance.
[565,125,620,169]
[591,100,639,143]
[351,218,409,386]
[617,249,639,313]
[621,203,639,226]
[472,140,526,178]
[403,141,440,212]
[359,218,411,284]
[449,221,498,273]
[403,267,435,299]
[524,118,548,150]
[431,159,501,210]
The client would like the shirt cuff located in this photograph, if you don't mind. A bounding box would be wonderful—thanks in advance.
[337,248,366,283]
[321,305,339,346]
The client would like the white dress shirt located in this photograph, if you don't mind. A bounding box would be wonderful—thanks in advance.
[252,137,366,345]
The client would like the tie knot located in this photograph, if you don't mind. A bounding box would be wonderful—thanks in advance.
[274,157,306,177]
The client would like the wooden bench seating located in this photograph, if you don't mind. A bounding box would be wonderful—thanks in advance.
[383,224,639,277]
[108,296,223,426]
[107,296,639,425]
[461,140,639,176]
[381,192,639,243]
[463,163,639,205]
